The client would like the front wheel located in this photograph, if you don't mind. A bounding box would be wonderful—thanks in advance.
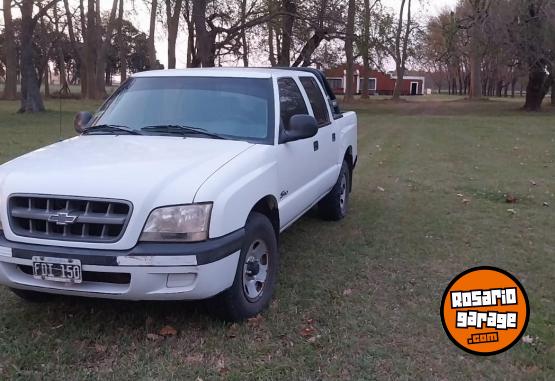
[211,212,279,321]
[319,160,350,221]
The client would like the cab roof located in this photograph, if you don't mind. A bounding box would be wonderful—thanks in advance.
[132,67,317,79]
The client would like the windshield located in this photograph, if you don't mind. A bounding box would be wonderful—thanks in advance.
[92,76,275,144]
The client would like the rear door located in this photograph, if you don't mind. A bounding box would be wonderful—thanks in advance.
[298,76,338,190]
[276,77,325,228]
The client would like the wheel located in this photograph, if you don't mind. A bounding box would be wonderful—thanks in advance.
[10,288,56,302]
[319,160,350,221]
[211,212,279,321]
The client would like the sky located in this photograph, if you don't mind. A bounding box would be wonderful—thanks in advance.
[103,0,458,69]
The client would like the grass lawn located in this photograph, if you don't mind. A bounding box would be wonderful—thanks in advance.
[0,97,554,380]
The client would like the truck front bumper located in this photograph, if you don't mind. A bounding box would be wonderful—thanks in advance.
[0,230,243,300]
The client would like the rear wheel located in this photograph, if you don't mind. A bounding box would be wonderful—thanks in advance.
[211,212,279,321]
[319,160,350,221]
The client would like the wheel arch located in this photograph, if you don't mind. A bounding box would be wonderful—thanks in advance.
[250,195,280,240]
[343,146,354,192]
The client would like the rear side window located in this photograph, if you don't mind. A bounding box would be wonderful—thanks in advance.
[300,77,330,127]
[278,77,308,130]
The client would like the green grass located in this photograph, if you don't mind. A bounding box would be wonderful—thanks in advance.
[0,97,554,380]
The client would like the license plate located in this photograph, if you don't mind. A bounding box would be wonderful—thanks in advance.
[32,256,82,284]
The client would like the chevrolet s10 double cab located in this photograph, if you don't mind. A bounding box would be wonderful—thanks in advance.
[0,68,357,320]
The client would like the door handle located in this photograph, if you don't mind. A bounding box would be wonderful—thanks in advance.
[332,133,336,142]
[313,141,319,151]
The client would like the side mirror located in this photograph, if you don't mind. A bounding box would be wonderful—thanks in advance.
[74,111,93,133]
[280,114,318,144]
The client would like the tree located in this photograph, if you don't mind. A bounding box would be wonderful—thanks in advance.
[85,0,97,98]
[278,0,296,66]
[358,0,380,99]
[343,0,355,101]
[18,0,58,112]
[290,0,345,68]
[466,0,492,100]
[147,0,159,69]
[62,0,87,97]
[2,0,18,100]
[392,0,413,100]
[117,0,127,81]
[520,0,551,111]
[53,3,70,96]
[95,0,118,97]
[165,0,183,69]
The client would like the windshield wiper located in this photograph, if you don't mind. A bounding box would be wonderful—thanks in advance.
[141,124,227,140]
[83,124,143,135]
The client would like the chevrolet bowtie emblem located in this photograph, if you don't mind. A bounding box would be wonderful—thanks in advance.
[48,212,78,226]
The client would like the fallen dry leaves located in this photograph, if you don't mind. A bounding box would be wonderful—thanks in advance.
[146,333,162,341]
[342,288,353,296]
[505,194,518,204]
[300,318,319,343]
[159,325,178,337]
[247,314,264,328]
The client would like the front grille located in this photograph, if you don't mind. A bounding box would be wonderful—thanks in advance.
[8,195,132,243]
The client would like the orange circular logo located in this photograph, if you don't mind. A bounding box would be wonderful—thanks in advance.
[441,266,529,356]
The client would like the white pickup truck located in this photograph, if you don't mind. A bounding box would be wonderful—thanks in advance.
[0,68,357,320]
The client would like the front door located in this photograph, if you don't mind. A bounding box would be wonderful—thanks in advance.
[411,82,419,95]
[276,77,327,228]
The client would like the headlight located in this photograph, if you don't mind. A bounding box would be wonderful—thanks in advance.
[140,203,212,242]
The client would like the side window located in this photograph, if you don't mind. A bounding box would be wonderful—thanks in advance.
[278,77,308,130]
[299,77,330,127]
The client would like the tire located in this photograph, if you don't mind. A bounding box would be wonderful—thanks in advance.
[319,160,350,221]
[10,288,56,302]
[211,212,279,321]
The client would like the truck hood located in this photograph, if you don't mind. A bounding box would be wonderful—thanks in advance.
[0,135,253,205]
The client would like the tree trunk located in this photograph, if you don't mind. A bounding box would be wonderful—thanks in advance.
[117,0,127,82]
[19,0,45,112]
[523,65,546,111]
[2,0,18,100]
[551,78,555,106]
[468,22,482,100]
[54,4,70,96]
[166,0,183,69]
[393,63,405,99]
[193,0,209,67]
[86,0,97,99]
[292,30,326,67]
[44,63,50,98]
[268,22,277,66]
[65,0,87,98]
[148,0,158,69]
[360,0,370,99]
[58,48,69,95]
[343,0,356,102]
[393,0,411,101]
[95,0,119,98]
[184,0,196,67]
[278,0,296,66]
[240,0,249,66]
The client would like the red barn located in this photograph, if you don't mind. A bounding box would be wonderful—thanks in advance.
[324,64,425,96]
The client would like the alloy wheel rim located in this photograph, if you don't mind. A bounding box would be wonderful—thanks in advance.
[242,239,269,302]
[339,173,348,214]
